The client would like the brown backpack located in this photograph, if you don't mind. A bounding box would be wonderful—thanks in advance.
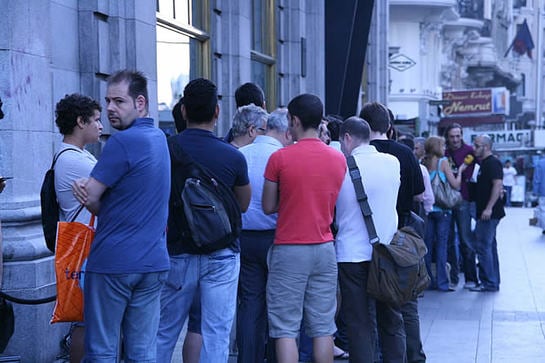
[366,226,430,307]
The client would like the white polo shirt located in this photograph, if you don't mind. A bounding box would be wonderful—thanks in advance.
[335,144,400,263]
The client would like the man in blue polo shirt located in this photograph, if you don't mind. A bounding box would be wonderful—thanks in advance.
[73,70,170,362]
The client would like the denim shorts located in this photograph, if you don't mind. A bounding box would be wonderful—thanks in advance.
[266,242,337,338]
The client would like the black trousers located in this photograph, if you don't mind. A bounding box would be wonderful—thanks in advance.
[338,262,406,363]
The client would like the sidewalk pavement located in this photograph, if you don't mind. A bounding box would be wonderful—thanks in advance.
[173,207,545,363]
[419,206,545,363]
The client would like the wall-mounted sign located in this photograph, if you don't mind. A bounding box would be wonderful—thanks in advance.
[389,54,416,72]
[442,88,510,116]
[466,129,531,147]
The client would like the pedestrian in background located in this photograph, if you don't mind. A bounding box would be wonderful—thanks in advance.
[502,159,517,207]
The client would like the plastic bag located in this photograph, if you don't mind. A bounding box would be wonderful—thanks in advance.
[51,214,94,323]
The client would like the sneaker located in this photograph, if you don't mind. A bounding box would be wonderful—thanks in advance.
[463,281,478,289]
[469,285,499,292]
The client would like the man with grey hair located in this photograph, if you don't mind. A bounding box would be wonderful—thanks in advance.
[237,108,291,363]
[470,134,504,292]
[229,103,268,149]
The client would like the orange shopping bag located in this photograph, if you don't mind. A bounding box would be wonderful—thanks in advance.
[51,208,95,323]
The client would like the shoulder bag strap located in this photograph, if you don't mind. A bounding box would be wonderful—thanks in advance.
[347,155,380,244]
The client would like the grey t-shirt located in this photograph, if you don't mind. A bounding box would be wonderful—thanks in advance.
[54,143,97,224]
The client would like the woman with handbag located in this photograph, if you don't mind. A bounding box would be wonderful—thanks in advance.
[422,136,466,291]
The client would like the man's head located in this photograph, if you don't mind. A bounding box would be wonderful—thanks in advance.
[444,123,464,151]
[55,93,103,143]
[473,134,493,160]
[339,116,371,156]
[231,103,269,140]
[413,137,426,160]
[398,136,415,151]
[172,97,186,133]
[266,108,292,146]
[182,78,219,125]
[235,82,265,109]
[359,102,390,134]
[105,70,148,130]
[319,120,331,145]
[287,94,323,140]
[324,114,343,142]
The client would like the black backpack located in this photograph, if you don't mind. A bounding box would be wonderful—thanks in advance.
[40,148,78,252]
[167,136,242,253]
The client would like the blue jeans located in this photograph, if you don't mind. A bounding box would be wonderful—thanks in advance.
[237,230,276,363]
[474,219,500,290]
[449,201,478,284]
[425,211,452,290]
[83,271,168,363]
[156,248,240,363]
[504,186,512,206]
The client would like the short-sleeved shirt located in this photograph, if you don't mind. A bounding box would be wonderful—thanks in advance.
[503,166,517,187]
[55,143,96,224]
[370,139,424,218]
[167,128,249,255]
[264,138,346,245]
[445,143,475,201]
[335,144,400,262]
[475,155,505,220]
[239,135,283,230]
[87,118,171,274]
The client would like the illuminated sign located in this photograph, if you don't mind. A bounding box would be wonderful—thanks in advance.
[442,88,509,116]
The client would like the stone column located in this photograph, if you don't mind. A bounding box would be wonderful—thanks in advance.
[0,1,71,361]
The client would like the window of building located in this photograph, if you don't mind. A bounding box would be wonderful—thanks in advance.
[251,0,276,109]
[156,0,210,135]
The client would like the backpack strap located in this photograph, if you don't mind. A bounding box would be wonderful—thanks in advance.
[51,148,80,168]
[346,155,380,244]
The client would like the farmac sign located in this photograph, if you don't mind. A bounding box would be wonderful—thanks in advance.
[467,130,531,147]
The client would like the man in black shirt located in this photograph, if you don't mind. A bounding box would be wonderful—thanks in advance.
[360,102,426,363]
[470,134,504,292]
[361,104,425,227]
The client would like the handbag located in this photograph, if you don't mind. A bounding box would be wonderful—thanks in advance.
[51,205,95,323]
[431,158,462,209]
[347,156,430,307]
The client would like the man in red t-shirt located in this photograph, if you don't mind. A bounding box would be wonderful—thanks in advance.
[262,94,346,363]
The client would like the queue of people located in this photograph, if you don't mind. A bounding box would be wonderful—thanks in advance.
[50,69,506,363]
